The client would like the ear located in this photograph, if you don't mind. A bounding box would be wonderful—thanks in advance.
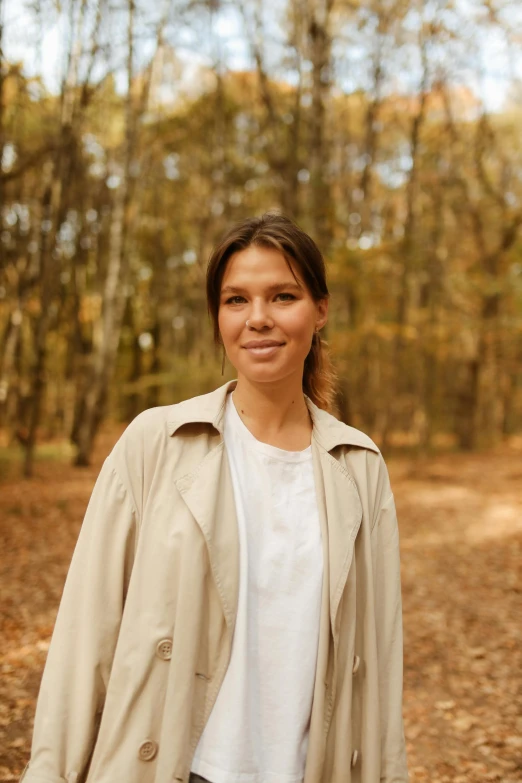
[315,297,329,331]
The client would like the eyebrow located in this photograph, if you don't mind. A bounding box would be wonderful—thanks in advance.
[220,282,303,296]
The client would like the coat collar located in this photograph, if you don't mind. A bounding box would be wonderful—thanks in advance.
[167,380,379,455]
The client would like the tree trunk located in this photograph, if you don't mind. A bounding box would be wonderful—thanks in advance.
[74,180,130,464]
[22,0,89,475]
[379,41,428,451]
[23,182,55,476]
[74,0,136,465]
[243,0,304,218]
[307,0,333,248]
[0,306,23,428]
[125,300,142,422]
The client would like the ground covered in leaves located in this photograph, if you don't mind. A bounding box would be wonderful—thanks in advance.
[1,431,521,782]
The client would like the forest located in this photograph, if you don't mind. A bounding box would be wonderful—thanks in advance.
[0,0,521,474]
[1,2,522,782]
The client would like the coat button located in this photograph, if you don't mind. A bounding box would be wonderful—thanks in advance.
[138,739,158,761]
[156,638,173,661]
[352,655,361,674]
[351,749,359,767]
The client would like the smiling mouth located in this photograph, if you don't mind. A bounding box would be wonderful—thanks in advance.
[243,343,285,356]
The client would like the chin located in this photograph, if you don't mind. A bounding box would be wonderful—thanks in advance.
[235,361,302,386]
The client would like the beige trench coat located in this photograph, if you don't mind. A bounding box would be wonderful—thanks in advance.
[21,380,409,783]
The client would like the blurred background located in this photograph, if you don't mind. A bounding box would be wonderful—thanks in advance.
[1,3,522,781]
[1,0,522,474]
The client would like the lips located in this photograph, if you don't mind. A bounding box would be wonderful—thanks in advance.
[242,340,285,358]
[243,340,284,348]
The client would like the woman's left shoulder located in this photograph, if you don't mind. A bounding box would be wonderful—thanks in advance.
[314,408,393,518]
[311,402,382,459]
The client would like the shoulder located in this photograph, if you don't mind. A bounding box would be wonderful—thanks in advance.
[309,404,393,518]
[112,403,175,455]
[124,382,231,442]
[117,384,220,446]
[331,430,392,528]
[309,400,380,454]
[107,388,224,500]
[331,419,381,455]
[126,402,176,434]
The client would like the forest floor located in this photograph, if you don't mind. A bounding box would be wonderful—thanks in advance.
[1,429,521,782]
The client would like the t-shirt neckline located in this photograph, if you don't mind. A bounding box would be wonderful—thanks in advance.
[226,392,312,463]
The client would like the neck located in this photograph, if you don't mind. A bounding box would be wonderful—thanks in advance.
[230,372,312,448]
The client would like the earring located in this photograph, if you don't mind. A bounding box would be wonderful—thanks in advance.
[221,345,226,376]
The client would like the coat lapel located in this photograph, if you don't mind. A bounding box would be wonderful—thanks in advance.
[170,380,372,649]
[306,436,364,776]
[174,443,240,633]
[317,445,363,628]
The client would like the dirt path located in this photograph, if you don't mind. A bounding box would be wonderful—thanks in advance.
[1,434,521,781]
[393,448,522,782]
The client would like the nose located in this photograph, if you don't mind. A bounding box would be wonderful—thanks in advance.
[246,299,274,330]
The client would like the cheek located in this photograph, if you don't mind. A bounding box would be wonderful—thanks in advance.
[282,306,315,338]
[218,309,242,340]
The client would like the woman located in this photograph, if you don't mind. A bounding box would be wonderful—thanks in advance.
[21,213,409,783]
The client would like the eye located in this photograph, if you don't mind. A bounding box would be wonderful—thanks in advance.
[224,295,246,304]
[275,293,296,301]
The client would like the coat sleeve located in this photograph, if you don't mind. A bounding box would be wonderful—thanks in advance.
[370,468,410,783]
[20,452,138,783]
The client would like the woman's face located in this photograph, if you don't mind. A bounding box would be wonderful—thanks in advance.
[218,245,328,386]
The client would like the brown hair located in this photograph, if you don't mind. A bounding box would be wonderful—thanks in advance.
[206,212,337,411]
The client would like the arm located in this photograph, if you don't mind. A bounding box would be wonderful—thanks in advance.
[371,482,410,783]
[21,454,138,783]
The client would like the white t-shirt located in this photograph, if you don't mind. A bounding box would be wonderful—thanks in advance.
[190,392,323,783]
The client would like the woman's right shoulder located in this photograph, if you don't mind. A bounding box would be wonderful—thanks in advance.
[116,384,224,452]
[110,398,195,465]
[106,387,226,507]
[116,382,232,452]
